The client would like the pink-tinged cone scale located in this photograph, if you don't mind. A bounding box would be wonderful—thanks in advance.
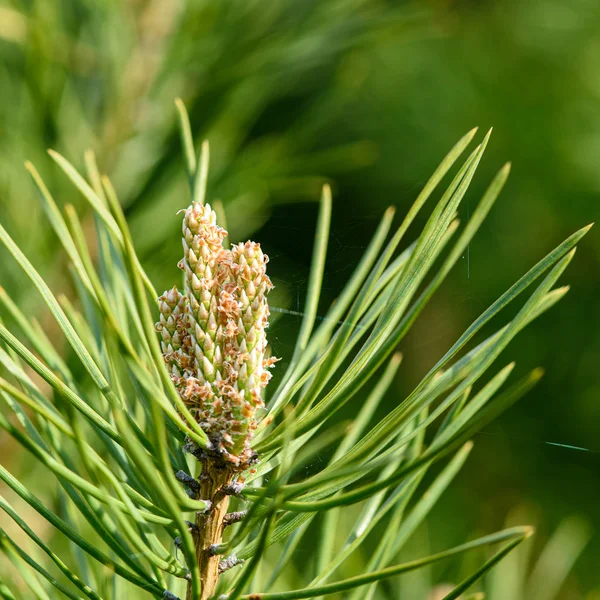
[155,201,277,465]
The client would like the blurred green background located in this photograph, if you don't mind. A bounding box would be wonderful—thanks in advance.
[1,0,599,597]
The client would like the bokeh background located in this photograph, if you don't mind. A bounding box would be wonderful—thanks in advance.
[1,0,599,597]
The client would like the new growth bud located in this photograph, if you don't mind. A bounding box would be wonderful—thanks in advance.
[156,202,277,466]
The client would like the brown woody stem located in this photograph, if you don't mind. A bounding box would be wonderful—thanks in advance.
[185,461,235,600]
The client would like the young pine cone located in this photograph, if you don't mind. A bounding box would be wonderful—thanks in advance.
[155,202,277,466]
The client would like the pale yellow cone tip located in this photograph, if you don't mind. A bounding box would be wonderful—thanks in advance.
[502,162,512,175]
[384,206,396,218]
[463,440,474,452]
[583,222,594,232]
[391,352,403,364]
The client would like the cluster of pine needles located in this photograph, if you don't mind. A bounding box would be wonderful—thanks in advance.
[0,101,592,599]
